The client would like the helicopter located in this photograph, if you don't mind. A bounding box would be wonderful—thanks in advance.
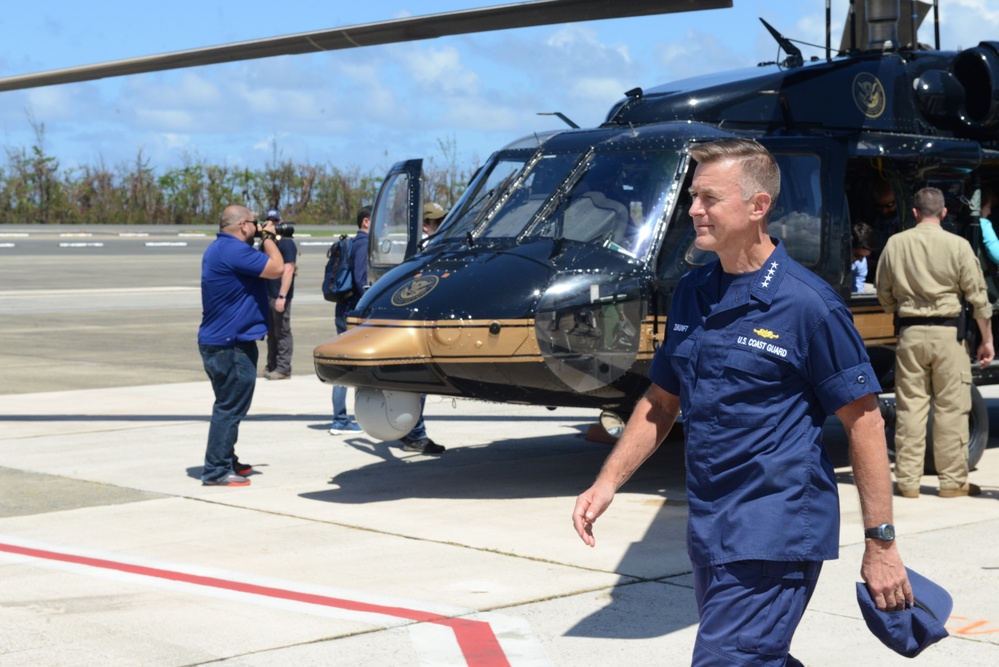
[3,1,996,470]
[310,0,999,472]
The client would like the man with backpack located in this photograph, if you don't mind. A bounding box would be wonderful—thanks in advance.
[329,206,371,435]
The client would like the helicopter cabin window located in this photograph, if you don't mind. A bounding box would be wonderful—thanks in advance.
[528,151,676,259]
[471,149,676,257]
[437,155,532,241]
[677,152,823,269]
[478,154,579,238]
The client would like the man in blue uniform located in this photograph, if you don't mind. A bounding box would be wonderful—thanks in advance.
[572,139,910,665]
[198,205,284,486]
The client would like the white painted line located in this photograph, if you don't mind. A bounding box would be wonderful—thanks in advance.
[144,241,189,247]
[58,242,104,248]
[0,243,15,248]
[178,233,208,237]
[59,232,93,237]
[0,287,198,297]
[300,241,335,246]
[119,232,150,237]
[0,232,29,237]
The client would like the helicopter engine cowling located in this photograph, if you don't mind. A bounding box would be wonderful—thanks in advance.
[914,69,965,129]
[949,41,999,134]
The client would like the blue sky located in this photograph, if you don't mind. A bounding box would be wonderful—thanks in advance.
[1,1,997,175]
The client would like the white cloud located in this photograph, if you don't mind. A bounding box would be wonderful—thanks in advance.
[656,30,746,80]
[401,45,480,94]
[162,133,191,148]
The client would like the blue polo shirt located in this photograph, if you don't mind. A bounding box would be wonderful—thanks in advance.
[198,232,270,346]
[650,240,879,567]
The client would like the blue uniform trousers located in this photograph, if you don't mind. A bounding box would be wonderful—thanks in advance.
[692,560,822,666]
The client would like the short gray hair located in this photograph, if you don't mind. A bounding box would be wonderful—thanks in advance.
[689,139,781,218]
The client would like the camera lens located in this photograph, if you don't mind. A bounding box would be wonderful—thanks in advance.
[274,222,294,237]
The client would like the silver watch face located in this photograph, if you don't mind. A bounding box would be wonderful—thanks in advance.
[867,523,895,541]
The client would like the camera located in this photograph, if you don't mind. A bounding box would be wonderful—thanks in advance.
[255,221,295,238]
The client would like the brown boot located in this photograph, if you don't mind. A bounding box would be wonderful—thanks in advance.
[938,483,981,498]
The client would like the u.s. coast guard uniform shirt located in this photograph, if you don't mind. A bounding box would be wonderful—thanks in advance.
[650,239,880,567]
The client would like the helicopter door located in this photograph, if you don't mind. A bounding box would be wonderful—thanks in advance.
[368,159,423,283]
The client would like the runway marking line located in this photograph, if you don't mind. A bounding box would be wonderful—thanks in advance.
[0,539,511,667]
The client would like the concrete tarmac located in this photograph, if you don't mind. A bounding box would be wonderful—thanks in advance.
[1,225,998,665]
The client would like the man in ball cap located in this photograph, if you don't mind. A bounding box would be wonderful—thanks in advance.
[262,208,298,380]
[423,201,446,236]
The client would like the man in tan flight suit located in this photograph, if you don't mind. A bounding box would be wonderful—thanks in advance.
[876,186,994,498]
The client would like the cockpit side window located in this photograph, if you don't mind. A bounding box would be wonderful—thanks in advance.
[661,152,824,275]
[435,144,679,263]
[524,150,678,259]
[437,155,531,241]
[766,153,823,266]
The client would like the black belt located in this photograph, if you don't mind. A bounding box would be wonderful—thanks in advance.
[897,317,959,327]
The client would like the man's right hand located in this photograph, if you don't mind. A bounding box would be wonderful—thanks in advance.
[572,482,616,548]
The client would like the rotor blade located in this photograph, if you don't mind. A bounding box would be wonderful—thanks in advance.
[0,0,732,93]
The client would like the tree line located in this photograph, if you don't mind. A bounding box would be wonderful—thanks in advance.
[0,130,474,227]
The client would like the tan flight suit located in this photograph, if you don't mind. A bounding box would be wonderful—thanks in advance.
[875,222,991,492]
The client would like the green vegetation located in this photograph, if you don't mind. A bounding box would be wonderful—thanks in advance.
[0,125,474,226]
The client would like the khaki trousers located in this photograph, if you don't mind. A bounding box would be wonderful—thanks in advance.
[893,325,972,491]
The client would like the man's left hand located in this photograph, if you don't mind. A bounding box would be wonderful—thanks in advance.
[862,541,912,611]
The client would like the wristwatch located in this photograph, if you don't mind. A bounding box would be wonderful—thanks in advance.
[277,295,286,300]
[864,523,895,542]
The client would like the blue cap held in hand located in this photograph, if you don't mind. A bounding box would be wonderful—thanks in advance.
[856,567,951,658]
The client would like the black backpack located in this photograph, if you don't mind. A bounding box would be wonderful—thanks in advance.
[322,235,355,303]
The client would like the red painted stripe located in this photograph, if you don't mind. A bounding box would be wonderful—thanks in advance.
[0,541,510,667]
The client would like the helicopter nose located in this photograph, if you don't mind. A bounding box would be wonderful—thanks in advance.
[313,321,437,388]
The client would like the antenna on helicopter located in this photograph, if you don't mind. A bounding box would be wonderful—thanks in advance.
[537,112,579,129]
[760,18,804,68]
[825,0,832,61]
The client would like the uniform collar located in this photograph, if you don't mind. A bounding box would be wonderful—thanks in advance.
[693,237,788,306]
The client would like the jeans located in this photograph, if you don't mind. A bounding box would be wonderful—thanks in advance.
[332,311,349,423]
[405,395,428,440]
[200,342,258,482]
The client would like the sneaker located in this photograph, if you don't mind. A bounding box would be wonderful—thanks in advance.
[939,482,981,498]
[401,437,445,454]
[329,421,363,435]
[202,473,251,487]
[233,462,253,476]
[265,371,290,380]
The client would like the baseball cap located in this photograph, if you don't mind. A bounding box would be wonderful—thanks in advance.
[855,567,951,657]
[266,209,281,221]
[423,202,445,220]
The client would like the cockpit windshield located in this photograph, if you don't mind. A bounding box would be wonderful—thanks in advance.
[435,145,680,261]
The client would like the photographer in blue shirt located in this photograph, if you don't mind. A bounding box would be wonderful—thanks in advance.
[573,139,910,665]
[198,205,284,486]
